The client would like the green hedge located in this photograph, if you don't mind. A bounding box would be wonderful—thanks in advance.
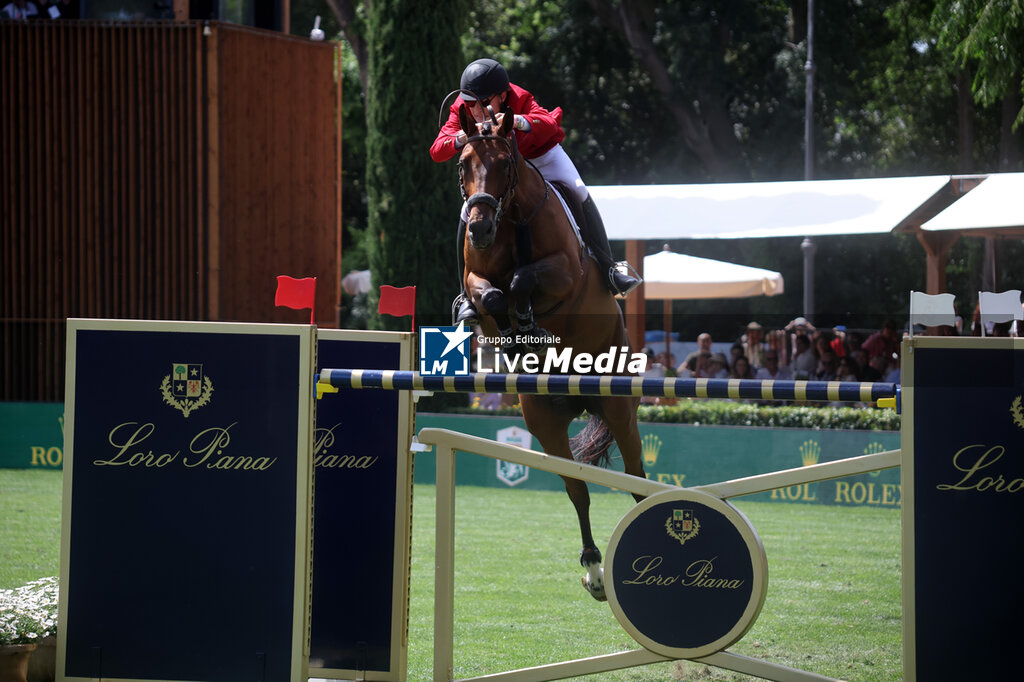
[444,399,901,431]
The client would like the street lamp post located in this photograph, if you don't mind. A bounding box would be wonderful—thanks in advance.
[802,0,816,321]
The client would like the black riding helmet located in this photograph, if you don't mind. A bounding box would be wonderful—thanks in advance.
[460,58,510,101]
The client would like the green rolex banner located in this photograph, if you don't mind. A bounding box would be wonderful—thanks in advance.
[414,414,900,508]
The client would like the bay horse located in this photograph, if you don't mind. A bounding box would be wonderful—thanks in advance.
[455,105,646,600]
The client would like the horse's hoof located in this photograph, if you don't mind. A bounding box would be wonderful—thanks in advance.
[581,571,607,601]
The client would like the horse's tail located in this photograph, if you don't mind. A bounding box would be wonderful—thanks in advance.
[570,414,614,467]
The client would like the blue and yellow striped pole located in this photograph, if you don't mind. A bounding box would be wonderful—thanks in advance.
[317,369,898,404]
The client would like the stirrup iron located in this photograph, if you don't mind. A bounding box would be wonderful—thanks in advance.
[609,261,642,296]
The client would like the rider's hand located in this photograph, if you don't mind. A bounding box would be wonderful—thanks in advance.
[474,113,530,132]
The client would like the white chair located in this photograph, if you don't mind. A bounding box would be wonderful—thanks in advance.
[908,291,956,337]
[978,289,1023,336]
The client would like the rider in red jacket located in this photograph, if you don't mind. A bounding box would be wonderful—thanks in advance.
[432,58,641,326]
[430,82,565,163]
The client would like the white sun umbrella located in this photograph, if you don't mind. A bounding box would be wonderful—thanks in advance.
[642,246,784,358]
[643,248,785,299]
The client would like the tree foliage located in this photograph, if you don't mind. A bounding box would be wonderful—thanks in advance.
[934,0,1024,130]
[298,0,1024,334]
[462,0,801,183]
[363,0,469,329]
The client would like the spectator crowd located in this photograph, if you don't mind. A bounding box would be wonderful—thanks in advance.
[639,316,924,407]
[635,304,1024,408]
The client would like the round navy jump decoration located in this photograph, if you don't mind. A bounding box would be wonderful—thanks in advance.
[605,489,768,659]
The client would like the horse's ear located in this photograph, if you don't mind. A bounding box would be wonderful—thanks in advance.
[500,107,515,137]
[458,105,476,138]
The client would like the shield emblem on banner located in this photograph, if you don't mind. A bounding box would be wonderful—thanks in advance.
[172,364,203,398]
[673,509,694,534]
[162,363,213,418]
[665,509,700,545]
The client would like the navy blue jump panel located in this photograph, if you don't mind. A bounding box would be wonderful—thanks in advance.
[902,337,1024,680]
[310,330,414,680]
[60,320,315,682]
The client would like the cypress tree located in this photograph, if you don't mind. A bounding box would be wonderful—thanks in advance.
[365,0,469,329]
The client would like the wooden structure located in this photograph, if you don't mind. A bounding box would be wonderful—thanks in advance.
[1,21,342,401]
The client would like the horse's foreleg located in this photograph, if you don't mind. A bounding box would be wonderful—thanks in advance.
[509,256,574,350]
[467,273,515,337]
[512,252,575,299]
[509,267,542,344]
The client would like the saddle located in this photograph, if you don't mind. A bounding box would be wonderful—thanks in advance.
[546,180,586,255]
[550,180,585,228]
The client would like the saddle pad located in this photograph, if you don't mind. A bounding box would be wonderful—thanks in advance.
[546,181,585,251]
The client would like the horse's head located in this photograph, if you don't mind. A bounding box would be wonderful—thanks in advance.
[458,105,517,250]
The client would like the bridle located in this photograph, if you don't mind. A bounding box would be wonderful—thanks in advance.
[442,88,549,239]
[459,123,520,227]
[459,125,549,239]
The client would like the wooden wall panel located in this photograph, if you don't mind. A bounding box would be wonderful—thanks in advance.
[1,22,341,401]
[211,24,340,326]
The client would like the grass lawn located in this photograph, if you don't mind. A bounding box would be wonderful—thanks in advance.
[408,485,901,681]
[1,470,900,680]
[0,469,62,589]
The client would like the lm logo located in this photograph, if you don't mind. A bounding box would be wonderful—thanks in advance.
[419,322,472,376]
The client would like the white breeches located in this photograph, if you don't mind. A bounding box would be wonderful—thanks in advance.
[529,144,589,203]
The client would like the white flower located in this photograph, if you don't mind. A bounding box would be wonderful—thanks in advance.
[0,577,59,645]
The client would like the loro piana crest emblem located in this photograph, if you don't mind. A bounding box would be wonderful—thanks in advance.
[665,508,700,546]
[160,363,214,417]
[1011,396,1024,430]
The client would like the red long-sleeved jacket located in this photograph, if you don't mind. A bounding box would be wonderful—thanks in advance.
[429,83,565,163]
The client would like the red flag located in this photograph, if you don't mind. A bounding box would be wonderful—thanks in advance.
[275,275,317,324]
[378,285,416,331]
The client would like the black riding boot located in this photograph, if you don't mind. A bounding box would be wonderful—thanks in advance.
[581,196,642,296]
[452,218,480,326]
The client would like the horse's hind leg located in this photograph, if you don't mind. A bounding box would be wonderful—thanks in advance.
[560,475,607,601]
[557,473,608,601]
[600,395,647,502]
[522,397,607,601]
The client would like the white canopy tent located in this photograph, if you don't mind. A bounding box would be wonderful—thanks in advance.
[590,174,953,240]
[922,172,1024,234]
[586,173,991,346]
